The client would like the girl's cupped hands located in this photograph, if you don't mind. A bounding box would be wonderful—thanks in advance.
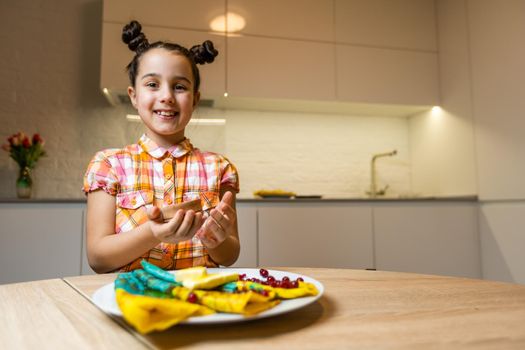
[147,205,205,244]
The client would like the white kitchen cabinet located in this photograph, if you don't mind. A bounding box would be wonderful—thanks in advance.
[0,203,84,284]
[81,211,96,276]
[478,203,525,284]
[257,203,374,269]
[336,44,440,105]
[101,0,441,108]
[103,0,225,33]
[373,202,481,278]
[227,36,335,101]
[335,0,437,51]
[101,22,226,100]
[228,0,334,41]
[231,204,258,267]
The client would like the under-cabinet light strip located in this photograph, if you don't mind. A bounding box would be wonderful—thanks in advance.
[126,114,226,125]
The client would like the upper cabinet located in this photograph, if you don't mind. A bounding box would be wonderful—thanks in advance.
[103,0,225,32]
[101,0,440,108]
[101,0,226,103]
[336,45,439,105]
[334,0,439,105]
[228,0,334,41]
[335,0,437,51]
[227,36,335,101]
[225,0,438,105]
[101,22,225,100]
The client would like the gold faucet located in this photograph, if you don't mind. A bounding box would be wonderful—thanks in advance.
[367,150,397,198]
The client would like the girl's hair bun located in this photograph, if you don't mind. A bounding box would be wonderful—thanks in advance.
[122,20,149,52]
[190,40,219,65]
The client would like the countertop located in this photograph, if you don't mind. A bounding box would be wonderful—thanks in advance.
[1,268,524,349]
[0,195,479,204]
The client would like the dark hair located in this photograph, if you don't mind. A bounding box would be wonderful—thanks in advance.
[121,20,218,92]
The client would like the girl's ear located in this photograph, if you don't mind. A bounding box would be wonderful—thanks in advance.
[192,91,201,108]
[128,86,137,108]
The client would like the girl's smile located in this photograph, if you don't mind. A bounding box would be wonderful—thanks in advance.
[154,109,180,119]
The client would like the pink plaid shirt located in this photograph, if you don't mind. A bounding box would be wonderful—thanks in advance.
[83,134,239,271]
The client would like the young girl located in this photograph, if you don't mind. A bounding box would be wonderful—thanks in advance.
[83,21,240,273]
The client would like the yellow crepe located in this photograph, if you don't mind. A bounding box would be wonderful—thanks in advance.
[172,287,279,315]
[173,266,207,281]
[116,289,214,334]
[233,281,319,299]
[182,271,239,290]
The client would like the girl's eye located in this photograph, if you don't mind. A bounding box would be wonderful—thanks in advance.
[175,84,188,91]
[146,82,158,88]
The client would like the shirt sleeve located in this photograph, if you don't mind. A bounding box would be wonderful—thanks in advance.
[219,156,240,193]
[83,150,119,196]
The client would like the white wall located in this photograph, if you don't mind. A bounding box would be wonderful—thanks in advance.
[465,0,525,284]
[409,0,477,198]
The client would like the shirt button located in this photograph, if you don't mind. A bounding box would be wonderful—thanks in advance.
[164,173,172,180]
[166,198,173,205]
[131,198,137,206]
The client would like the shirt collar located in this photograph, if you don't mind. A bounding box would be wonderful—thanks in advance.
[138,134,193,159]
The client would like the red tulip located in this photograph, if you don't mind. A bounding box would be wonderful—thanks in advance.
[32,133,43,145]
[11,134,21,146]
[22,137,31,148]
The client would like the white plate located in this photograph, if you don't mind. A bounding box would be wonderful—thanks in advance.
[91,268,324,324]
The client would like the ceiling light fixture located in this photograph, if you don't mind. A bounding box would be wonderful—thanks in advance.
[210,12,246,33]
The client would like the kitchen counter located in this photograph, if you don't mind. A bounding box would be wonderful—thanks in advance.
[239,195,478,202]
[0,195,478,204]
[1,268,525,349]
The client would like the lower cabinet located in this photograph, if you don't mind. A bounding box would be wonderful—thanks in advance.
[257,203,374,269]
[478,202,525,284]
[0,203,85,284]
[373,202,481,278]
[0,200,482,284]
[231,204,258,268]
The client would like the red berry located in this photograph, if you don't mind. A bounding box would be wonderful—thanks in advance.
[270,281,279,288]
[187,293,198,303]
[281,280,291,289]
[259,269,269,278]
[239,273,246,281]
[261,290,269,297]
[296,277,304,282]
[282,276,290,282]
[291,280,299,288]
[267,275,275,282]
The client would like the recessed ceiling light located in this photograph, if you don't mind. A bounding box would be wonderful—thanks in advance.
[210,12,246,33]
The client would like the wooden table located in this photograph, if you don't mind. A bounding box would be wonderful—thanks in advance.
[2,268,525,349]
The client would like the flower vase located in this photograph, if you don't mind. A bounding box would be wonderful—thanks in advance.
[16,166,33,199]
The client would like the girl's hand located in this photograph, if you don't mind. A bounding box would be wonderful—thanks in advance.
[146,206,204,244]
[197,191,236,249]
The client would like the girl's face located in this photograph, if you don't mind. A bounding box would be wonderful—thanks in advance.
[128,48,200,147]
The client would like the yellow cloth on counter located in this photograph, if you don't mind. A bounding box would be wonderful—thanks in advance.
[115,289,214,334]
